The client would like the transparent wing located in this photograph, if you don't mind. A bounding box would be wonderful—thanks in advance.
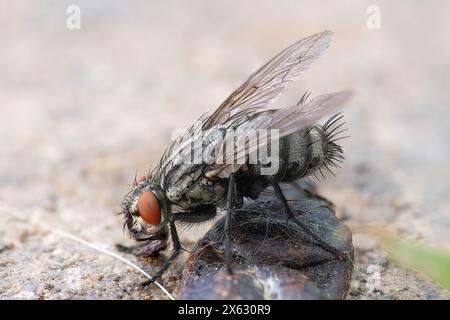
[202,30,333,129]
[206,91,353,178]
[266,91,352,136]
[158,31,342,183]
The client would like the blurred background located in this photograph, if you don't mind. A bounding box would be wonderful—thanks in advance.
[0,0,449,299]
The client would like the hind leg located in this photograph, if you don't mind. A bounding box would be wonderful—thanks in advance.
[269,177,345,260]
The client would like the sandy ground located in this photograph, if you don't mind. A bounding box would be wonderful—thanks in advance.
[0,1,449,299]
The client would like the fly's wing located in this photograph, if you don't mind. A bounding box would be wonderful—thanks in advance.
[158,31,337,183]
[266,91,352,136]
[207,91,353,178]
[202,30,333,130]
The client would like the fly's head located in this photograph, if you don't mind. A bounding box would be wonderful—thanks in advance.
[121,175,171,256]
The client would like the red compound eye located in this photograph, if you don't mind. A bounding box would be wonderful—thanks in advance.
[137,191,161,225]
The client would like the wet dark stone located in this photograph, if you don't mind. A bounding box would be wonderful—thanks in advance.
[178,189,354,300]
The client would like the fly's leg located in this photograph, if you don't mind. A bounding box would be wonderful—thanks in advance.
[269,177,345,260]
[115,241,167,258]
[115,243,139,254]
[290,180,335,208]
[141,219,181,287]
[224,173,236,274]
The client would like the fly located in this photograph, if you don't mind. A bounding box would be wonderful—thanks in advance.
[120,30,352,286]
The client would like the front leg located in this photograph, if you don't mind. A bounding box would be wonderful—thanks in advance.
[141,219,182,287]
[140,207,217,287]
[115,237,167,258]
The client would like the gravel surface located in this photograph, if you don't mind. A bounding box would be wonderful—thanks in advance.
[1,1,449,299]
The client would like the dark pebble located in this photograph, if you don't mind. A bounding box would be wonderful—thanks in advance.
[179,188,354,300]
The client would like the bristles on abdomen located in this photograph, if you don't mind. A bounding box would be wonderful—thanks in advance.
[323,112,348,172]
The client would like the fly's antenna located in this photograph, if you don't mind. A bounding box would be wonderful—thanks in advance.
[0,201,175,300]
